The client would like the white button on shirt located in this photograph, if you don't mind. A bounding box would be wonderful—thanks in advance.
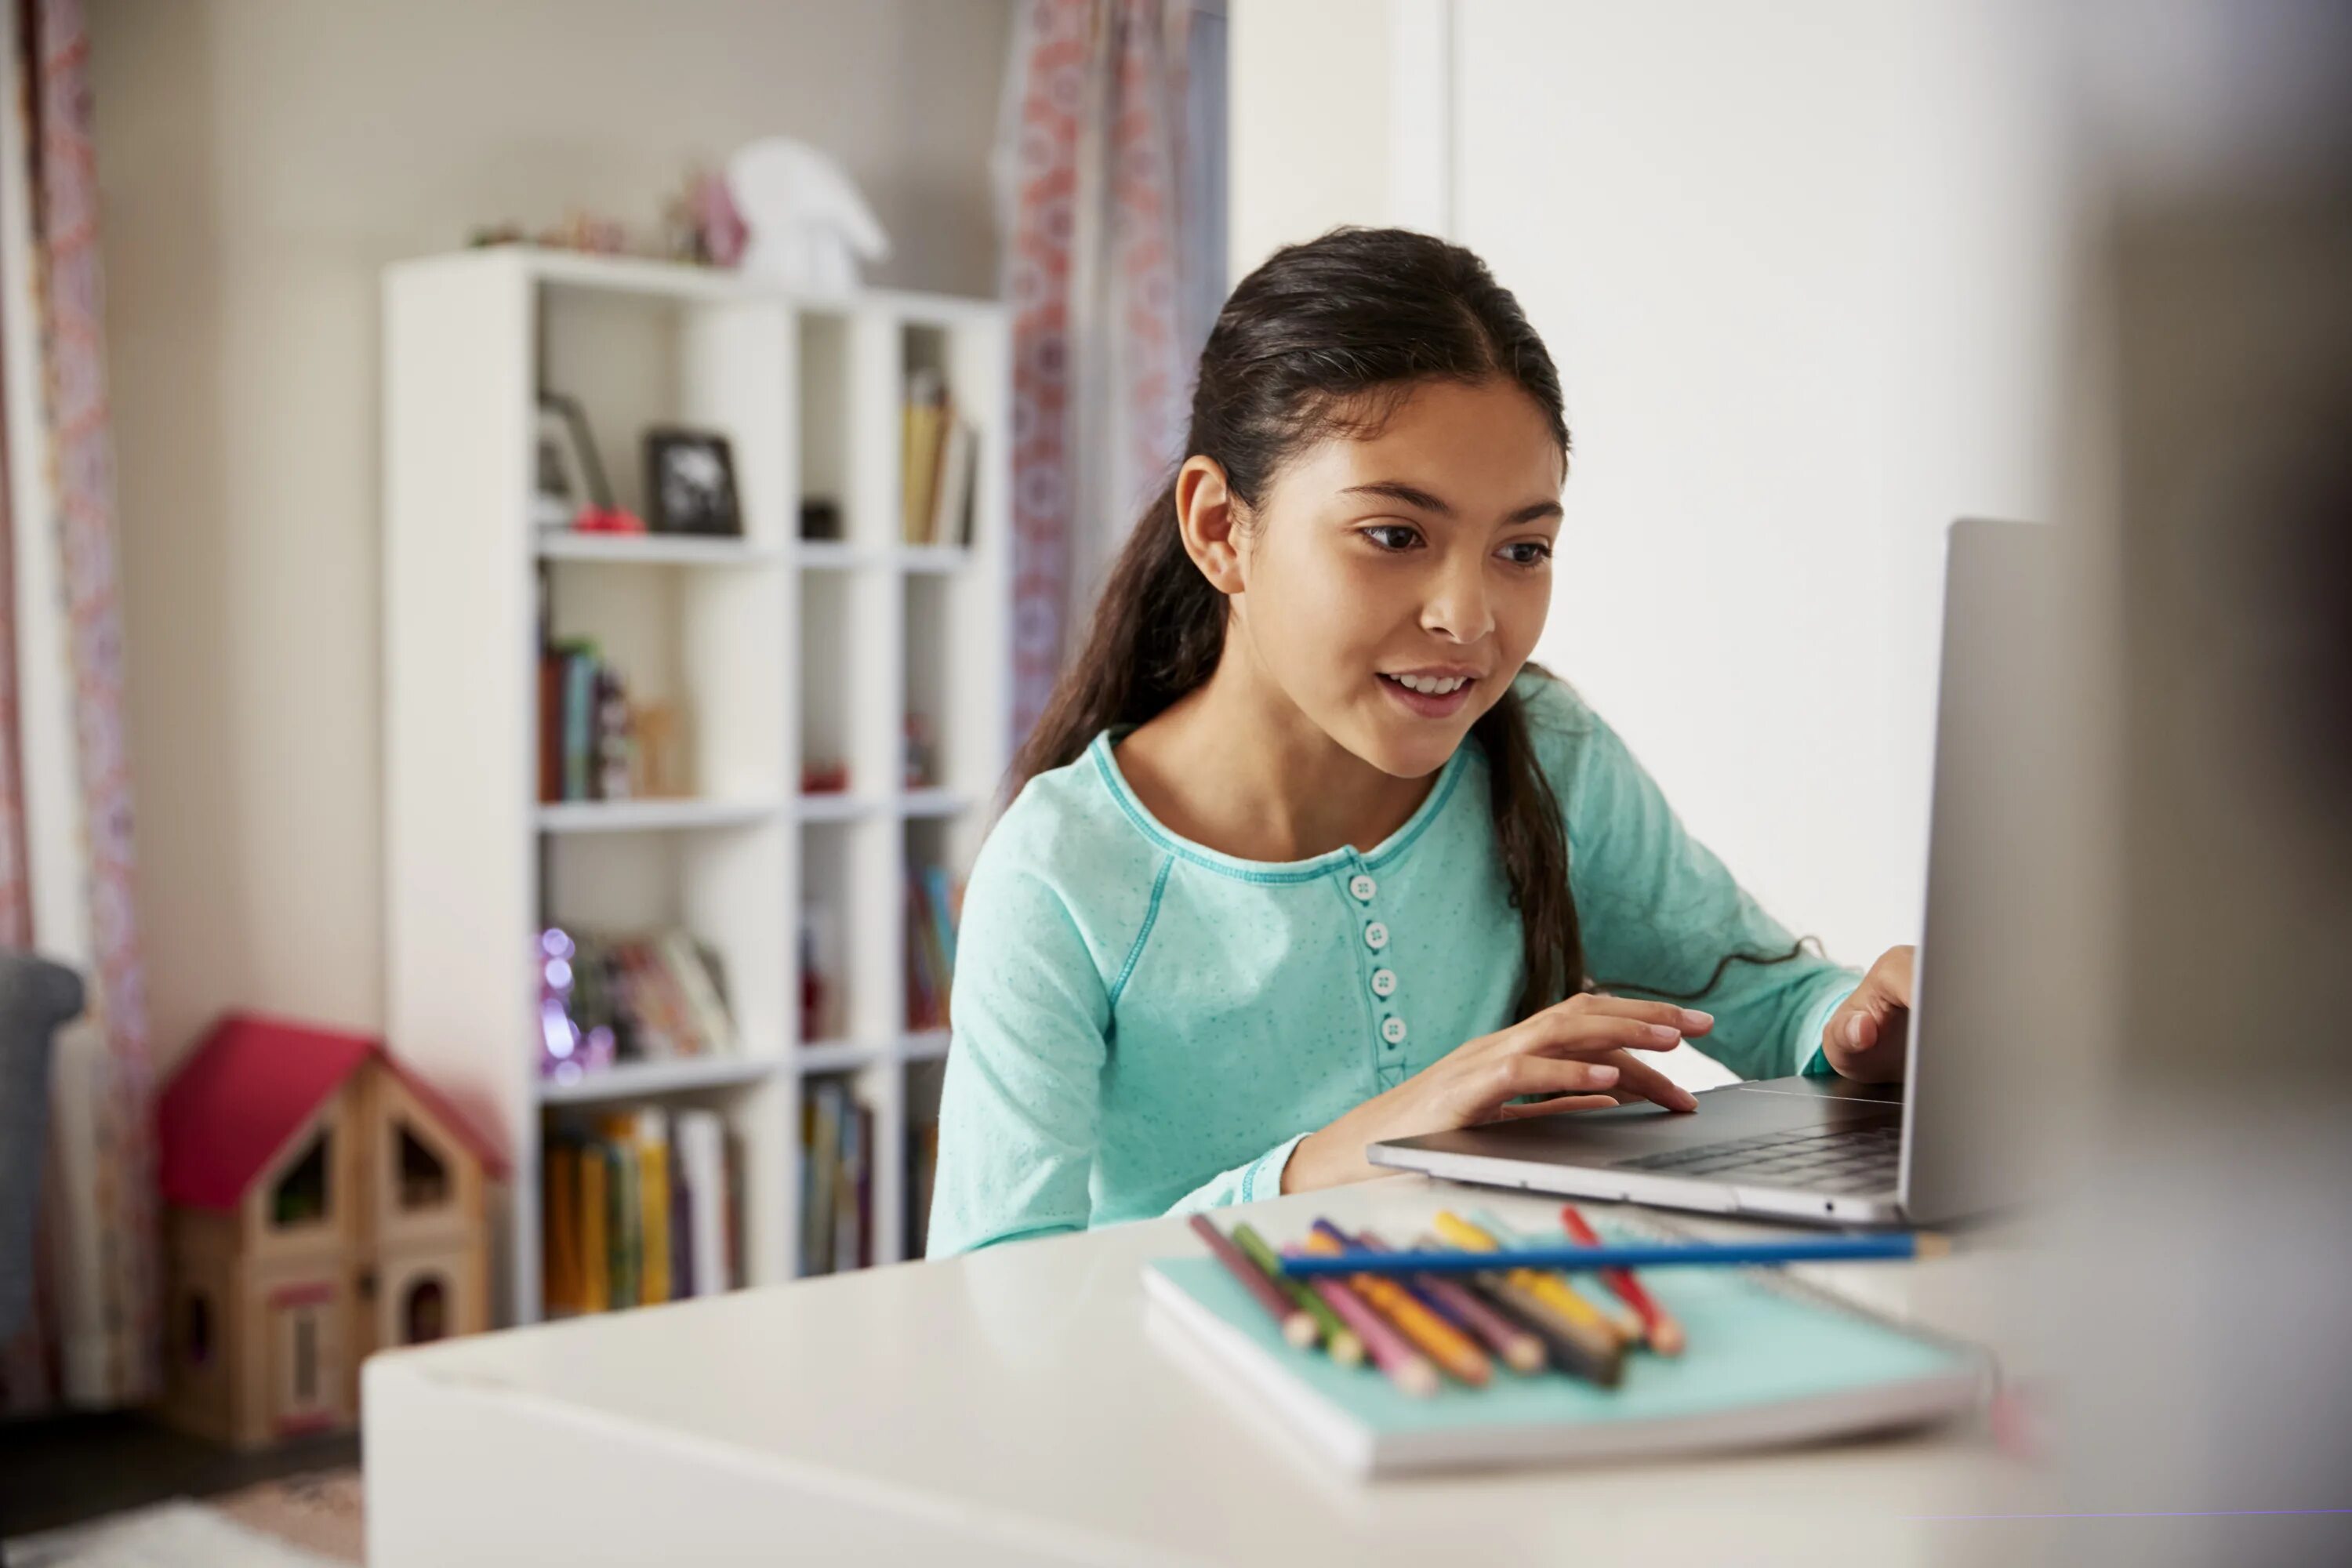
[1363,921,1389,951]
[1370,967,1397,998]
[1381,1016,1408,1046]
[1348,873,1377,902]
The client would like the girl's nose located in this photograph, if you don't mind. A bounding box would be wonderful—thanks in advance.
[1421,552,1495,644]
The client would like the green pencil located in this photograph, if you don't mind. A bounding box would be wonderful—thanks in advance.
[1234,1221,1364,1367]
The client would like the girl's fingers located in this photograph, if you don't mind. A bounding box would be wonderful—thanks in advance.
[1494,1094,1621,1120]
[1537,994,1715,1036]
[1513,1009,1694,1057]
[1494,1054,1640,1105]
[1596,1049,1699,1112]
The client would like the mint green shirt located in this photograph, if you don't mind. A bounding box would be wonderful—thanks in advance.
[926,674,1857,1257]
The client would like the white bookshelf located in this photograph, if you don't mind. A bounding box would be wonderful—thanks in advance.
[383,246,1009,1324]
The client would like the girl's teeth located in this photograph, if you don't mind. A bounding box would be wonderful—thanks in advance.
[1394,674,1466,695]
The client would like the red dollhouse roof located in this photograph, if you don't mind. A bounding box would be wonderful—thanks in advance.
[158,1013,506,1211]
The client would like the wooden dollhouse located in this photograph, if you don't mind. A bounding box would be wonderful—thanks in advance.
[156,1013,503,1448]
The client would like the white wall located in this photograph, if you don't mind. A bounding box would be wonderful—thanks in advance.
[1228,0,1393,276]
[89,0,1014,1069]
[1232,0,2076,977]
[1460,0,2073,966]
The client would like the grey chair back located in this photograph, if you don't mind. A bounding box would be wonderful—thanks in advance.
[0,951,86,1342]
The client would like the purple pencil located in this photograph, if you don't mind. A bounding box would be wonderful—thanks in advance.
[1355,1227,1546,1375]
[1281,1243,1439,1398]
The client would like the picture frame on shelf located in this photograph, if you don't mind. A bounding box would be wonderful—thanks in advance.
[644,428,742,536]
[535,391,613,531]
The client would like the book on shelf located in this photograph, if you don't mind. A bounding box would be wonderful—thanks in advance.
[542,1106,736,1316]
[539,638,684,804]
[799,903,843,1042]
[899,367,978,549]
[550,927,738,1070]
[799,1078,874,1276]
[904,865,964,1033]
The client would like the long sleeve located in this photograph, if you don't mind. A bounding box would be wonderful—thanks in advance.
[1158,1132,1312,1218]
[924,853,1113,1258]
[1537,684,1859,1081]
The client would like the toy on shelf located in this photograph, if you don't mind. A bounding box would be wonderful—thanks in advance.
[728,136,889,295]
[156,1014,503,1449]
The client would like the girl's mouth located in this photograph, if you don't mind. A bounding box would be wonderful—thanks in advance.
[1377,671,1477,719]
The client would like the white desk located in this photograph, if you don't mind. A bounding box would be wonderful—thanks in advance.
[365,1177,2032,1566]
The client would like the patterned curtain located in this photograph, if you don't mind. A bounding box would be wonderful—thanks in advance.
[998,0,1215,739]
[0,0,157,1415]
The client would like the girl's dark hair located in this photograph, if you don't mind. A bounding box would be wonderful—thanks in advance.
[1015,227,1795,1018]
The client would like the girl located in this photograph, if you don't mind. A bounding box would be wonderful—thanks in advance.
[926,227,1915,1257]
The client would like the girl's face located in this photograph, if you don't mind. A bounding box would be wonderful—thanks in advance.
[1224,377,1565,779]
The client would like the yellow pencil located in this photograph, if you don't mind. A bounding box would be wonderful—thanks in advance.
[1303,1230,1491,1387]
[1432,1210,1632,1348]
[1472,1209,1647,1345]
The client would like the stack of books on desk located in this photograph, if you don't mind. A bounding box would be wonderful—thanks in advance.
[1147,1207,1990,1476]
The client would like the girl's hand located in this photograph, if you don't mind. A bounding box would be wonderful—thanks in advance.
[1282,994,1708,1193]
[1820,946,1915,1082]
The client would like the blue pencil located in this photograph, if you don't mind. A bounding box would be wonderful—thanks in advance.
[1276,1232,1941,1278]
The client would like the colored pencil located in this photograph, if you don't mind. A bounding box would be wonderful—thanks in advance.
[1473,1210,1644,1345]
[1280,1229,1940,1278]
[1302,1229,1491,1386]
[1232,1222,1363,1367]
[1561,1203,1686,1356]
[1189,1215,1316,1348]
[1282,1244,1439,1397]
[1430,1211,1629,1348]
[1454,1258,1626,1388]
[1354,1227,1545,1375]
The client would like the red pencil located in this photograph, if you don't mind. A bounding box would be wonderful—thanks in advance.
[1561,1204,1686,1356]
[1189,1215,1317,1348]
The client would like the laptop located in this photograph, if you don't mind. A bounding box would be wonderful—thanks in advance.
[1366,519,2065,1228]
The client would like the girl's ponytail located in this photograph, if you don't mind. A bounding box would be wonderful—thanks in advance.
[1011,479,1229,783]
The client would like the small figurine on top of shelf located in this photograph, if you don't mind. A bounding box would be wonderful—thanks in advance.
[661,166,747,267]
[727,136,890,296]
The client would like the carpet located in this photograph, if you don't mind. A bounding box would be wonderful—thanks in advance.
[6,1468,364,1566]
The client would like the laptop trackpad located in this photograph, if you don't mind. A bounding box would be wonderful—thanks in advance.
[1384,1075,1901,1168]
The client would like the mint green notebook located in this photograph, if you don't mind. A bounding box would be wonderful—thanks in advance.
[1143,1248,1987,1475]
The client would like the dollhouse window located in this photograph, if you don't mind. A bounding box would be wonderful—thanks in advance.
[271,1131,332,1228]
[292,1314,318,1402]
[396,1123,450,1210]
[403,1276,448,1343]
[184,1293,212,1367]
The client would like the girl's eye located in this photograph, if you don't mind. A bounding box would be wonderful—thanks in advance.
[1360,524,1422,552]
[1498,540,1553,567]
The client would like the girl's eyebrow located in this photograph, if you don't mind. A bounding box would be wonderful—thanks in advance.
[1341,480,1563,527]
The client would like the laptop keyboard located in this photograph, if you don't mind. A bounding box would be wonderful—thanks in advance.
[1615,1122,1901,1194]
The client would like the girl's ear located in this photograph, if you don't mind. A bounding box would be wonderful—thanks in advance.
[1174,455,1247,596]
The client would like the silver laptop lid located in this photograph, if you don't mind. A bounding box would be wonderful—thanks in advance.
[1900,518,2096,1225]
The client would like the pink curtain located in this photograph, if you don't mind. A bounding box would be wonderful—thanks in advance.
[1000,0,1203,739]
[0,0,157,1415]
